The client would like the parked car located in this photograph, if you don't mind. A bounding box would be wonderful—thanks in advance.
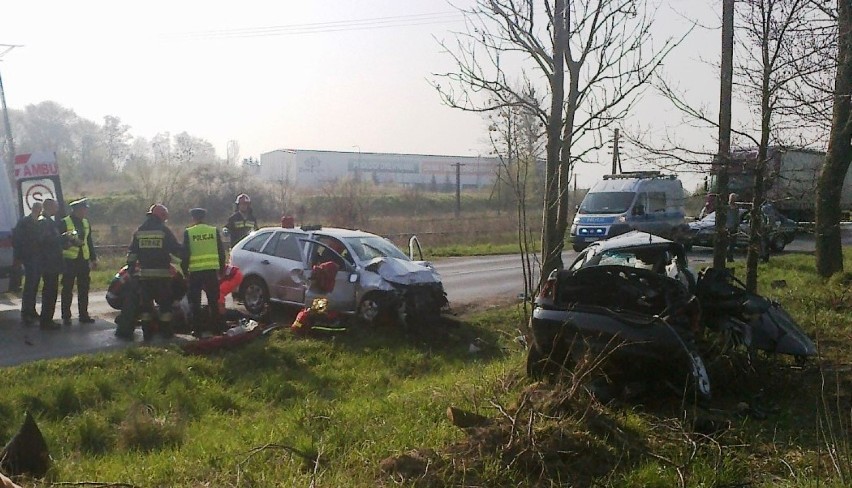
[229,226,448,325]
[686,203,797,252]
[528,231,816,400]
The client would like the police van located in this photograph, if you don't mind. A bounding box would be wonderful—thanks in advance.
[0,162,18,293]
[570,171,687,251]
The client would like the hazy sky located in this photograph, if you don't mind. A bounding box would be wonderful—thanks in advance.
[2,0,720,189]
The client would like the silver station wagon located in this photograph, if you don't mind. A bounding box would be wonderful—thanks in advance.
[230,226,448,325]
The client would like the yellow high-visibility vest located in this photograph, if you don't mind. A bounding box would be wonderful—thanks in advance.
[186,224,220,272]
[62,216,91,260]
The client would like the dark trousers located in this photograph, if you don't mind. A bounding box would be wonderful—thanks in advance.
[9,263,22,292]
[61,258,91,319]
[40,273,60,323]
[140,279,175,336]
[21,259,42,318]
[188,270,222,333]
[727,228,737,260]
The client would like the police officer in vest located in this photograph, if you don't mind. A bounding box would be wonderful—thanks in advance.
[183,208,227,336]
[118,204,185,340]
[59,198,98,325]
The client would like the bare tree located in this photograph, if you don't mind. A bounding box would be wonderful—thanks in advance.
[818,0,852,277]
[434,0,681,284]
[488,94,545,321]
[735,0,814,292]
[102,115,131,171]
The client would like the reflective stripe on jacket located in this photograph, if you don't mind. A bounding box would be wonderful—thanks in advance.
[186,224,220,272]
[61,216,91,260]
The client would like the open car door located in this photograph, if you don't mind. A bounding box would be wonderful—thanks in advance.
[300,238,358,314]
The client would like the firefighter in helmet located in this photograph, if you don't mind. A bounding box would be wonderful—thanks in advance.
[225,193,258,248]
[116,204,184,340]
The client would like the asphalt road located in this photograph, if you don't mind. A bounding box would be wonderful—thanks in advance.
[1,226,848,367]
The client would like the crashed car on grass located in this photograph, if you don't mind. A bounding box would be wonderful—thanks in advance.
[528,231,816,400]
[230,226,448,325]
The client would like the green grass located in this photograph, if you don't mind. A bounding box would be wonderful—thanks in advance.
[2,251,851,487]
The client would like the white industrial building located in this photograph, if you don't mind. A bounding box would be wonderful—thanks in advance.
[254,149,499,189]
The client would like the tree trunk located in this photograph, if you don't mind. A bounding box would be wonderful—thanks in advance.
[541,0,567,284]
[746,4,773,294]
[714,0,735,270]
[816,0,852,278]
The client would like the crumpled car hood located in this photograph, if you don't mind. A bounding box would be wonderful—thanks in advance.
[364,257,441,285]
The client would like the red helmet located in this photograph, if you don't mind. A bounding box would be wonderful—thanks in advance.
[235,193,251,205]
[147,203,169,221]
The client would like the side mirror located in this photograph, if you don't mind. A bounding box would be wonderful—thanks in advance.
[575,204,580,211]
[348,272,358,284]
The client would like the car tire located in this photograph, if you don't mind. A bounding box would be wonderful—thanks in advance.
[770,235,787,252]
[241,276,269,316]
[357,292,395,326]
[572,243,585,252]
[683,348,712,403]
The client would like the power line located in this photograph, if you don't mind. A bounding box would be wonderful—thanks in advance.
[166,11,464,41]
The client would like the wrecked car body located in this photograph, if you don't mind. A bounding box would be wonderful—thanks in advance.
[230,226,448,325]
[528,231,816,400]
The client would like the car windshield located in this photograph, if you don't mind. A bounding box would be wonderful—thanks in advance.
[579,192,635,214]
[344,236,409,261]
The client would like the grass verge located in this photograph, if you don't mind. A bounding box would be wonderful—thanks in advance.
[0,251,849,487]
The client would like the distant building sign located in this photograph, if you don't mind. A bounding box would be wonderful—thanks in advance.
[348,158,419,174]
[300,157,322,173]
[421,160,496,176]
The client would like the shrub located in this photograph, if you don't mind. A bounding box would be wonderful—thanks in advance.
[71,411,114,454]
[117,403,185,452]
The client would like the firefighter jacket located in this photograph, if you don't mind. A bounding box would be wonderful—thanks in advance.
[59,215,96,262]
[183,223,225,274]
[37,216,64,275]
[127,216,184,279]
[225,211,258,247]
[12,213,41,262]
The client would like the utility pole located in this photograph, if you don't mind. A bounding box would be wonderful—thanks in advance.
[453,162,465,218]
[610,128,621,174]
[713,0,734,270]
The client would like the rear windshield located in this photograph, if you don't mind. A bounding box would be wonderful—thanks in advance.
[579,192,635,214]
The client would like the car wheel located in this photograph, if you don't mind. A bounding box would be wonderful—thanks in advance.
[357,292,394,326]
[241,277,269,316]
[770,234,787,252]
[684,349,712,402]
[572,243,585,252]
